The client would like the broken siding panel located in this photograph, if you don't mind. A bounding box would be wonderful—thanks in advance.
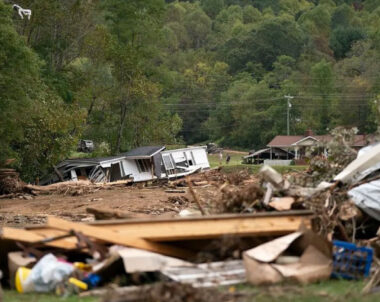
[121,159,155,182]
[191,148,209,166]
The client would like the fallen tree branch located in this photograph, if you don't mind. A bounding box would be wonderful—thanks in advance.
[186,177,206,216]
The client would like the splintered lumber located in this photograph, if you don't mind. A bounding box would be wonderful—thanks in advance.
[86,207,136,220]
[0,227,76,249]
[186,177,206,215]
[46,217,193,259]
[89,210,313,241]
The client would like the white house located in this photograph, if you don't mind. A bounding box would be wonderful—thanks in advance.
[160,146,210,178]
[44,145,210,184]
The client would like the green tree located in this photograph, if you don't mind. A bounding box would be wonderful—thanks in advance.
[244,16,306,70]
[0,1,40,162]
[329,26,365,58]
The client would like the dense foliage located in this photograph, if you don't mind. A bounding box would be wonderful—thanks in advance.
[1,0,380,180]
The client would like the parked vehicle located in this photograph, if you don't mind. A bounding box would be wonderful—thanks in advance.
[77,140,94,153]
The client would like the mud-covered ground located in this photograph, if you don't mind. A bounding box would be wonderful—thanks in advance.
[0,183,222,226]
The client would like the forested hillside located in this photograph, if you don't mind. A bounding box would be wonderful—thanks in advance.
[1,0,380,180]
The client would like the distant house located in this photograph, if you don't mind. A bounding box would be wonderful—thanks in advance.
[267,130,367,160]
[242,147,294,164]
[43,145,210,184]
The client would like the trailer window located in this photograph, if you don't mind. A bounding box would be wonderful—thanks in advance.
[136,159,150,173]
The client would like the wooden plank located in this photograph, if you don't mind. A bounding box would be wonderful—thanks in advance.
[94,214,311,241]
[26,211,312,243]
[46,217,193,259]
[0,227,76,249]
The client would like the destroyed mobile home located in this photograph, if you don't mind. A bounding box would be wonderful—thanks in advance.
[1,140,380,300]
[43,145,210,185]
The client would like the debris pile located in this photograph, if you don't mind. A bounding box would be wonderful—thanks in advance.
[1,136,380,299]
[0,169,28,196]
[217,184,264,213]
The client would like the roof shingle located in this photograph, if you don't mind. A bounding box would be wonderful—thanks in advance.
[267,135,367,147]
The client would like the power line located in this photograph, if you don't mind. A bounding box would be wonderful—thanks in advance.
[284,95,294,135]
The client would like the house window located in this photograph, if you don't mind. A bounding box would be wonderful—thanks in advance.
[190,151,196,165]
[136,159,150,173]
[162,154,175,170]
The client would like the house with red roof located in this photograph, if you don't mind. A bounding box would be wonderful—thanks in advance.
[267,130,368,160]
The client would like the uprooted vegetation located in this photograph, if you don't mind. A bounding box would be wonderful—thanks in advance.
[102,282,242,302]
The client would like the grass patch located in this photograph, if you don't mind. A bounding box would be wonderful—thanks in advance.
[3,290,98,302]
[208,153,307,174]
[238,279,380,302]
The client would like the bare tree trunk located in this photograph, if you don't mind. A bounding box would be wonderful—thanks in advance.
[116,99,127,152]
[86,96,96,124]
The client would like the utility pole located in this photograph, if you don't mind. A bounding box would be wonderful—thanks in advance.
[284,95,294,135]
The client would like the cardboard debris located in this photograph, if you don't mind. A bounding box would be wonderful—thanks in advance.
[243,230,332,285]
[269,197,295,211]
